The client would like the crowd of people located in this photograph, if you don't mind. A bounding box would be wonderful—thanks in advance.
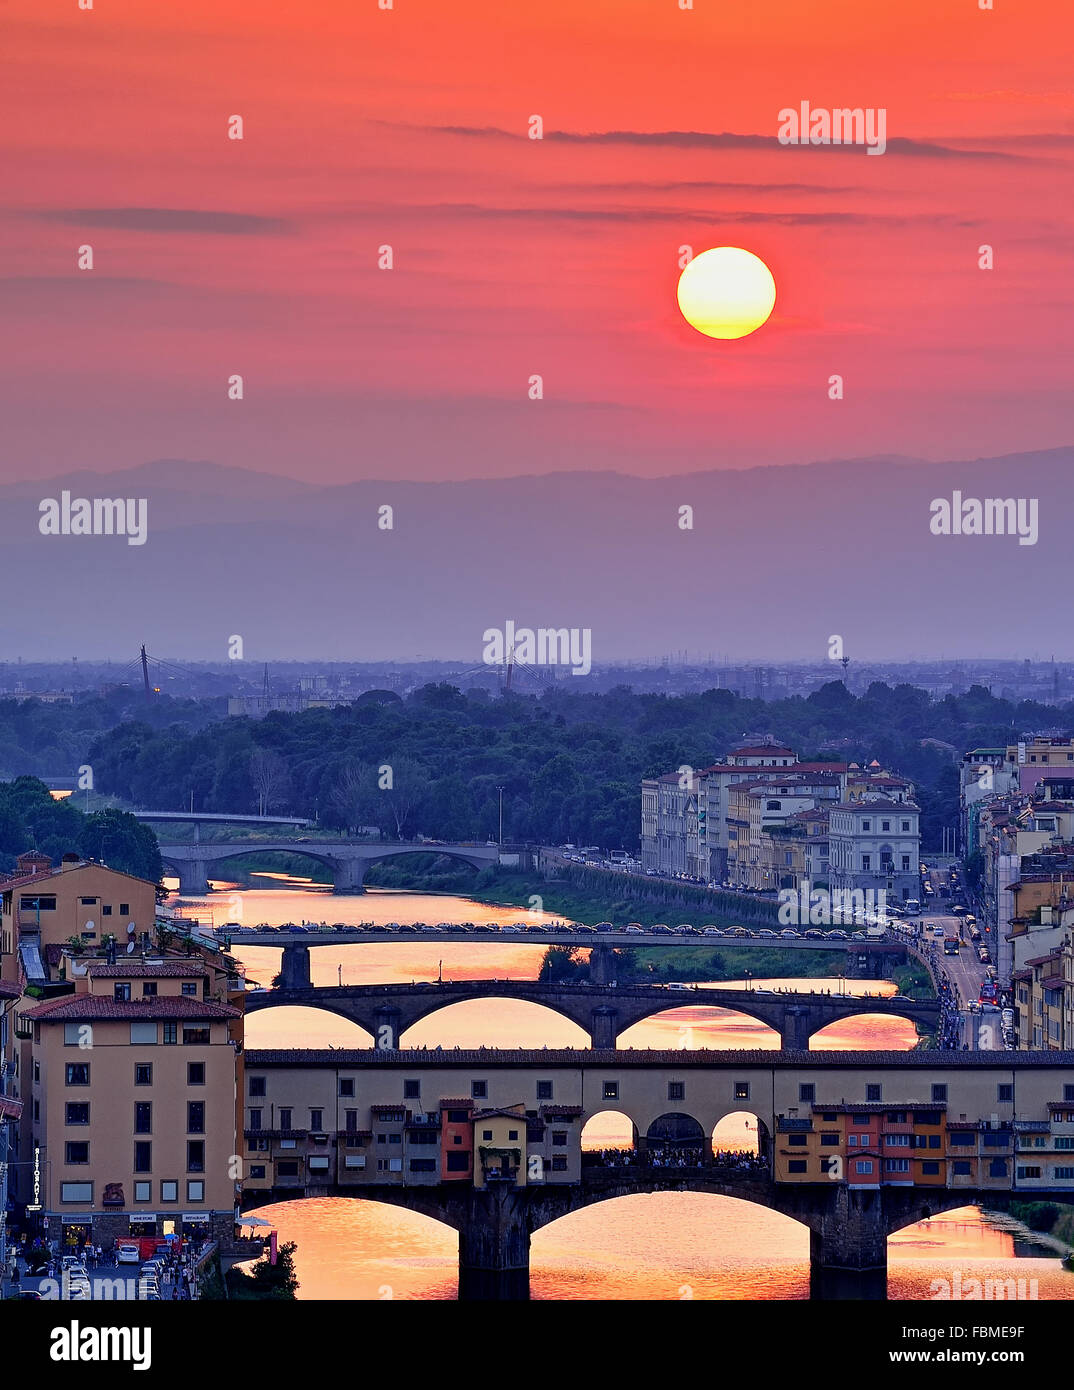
[584,1146,769,1174]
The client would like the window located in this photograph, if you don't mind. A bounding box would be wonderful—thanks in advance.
[820,1132,839,1145]
[403,1080,420,1099]
[866,1085,882,1102]
[788,1134,808,1147]
[471,1081,487,1099]
[862,821,871,832]
[799,1084,815,1102]
[881,821,890,832]
[187,1180,205,1202]
[65,1063,90,1086]
[409,1158,437,1173]
[120,903,129,915]
[344,1110,358,1133]
[61,1183,93,1202]
[918,1112,940,1127]
[953,1161,973,1176]
[80,897,97,906]
[134,1142,152,1173]
[481,1129,493,1141]
[854,1160,874,1174]
[249,1076,266,1097]
[884,1158,910,1173]
[921,1161,940,1176]
[788,1160,808,1174]
[446,1152,469,1172]
[852,1114,869,1126]
[668,1082,685,1102]
[1064,1085,1074,1102]
[134,1182,151,1201]
[114,982,132,1001]
[142,982,157,998]
[65,1102,90,1125]
[65,1141,89,1165]
[248,1110,262,1131]
[997,1085,1013,1103]
[279,1108,292,1130]
[250,1166,266,1180]
[551,1154,568,1172]
[1017,1166,1042,1180]
[62,1023,83,1046]
[508,1130,519,1141]
[901,856,910,871]
[734,1082,750,1100]
[948,1132,974,1147]
[447,1109,469,1123]
[188,1102,205,1134]
[130,1022,156,1045]
[552,1131,567,1147]
[604,1081,619,1100]
[181,982,197,996]
[902,822,910,833]
[134,1102,152,1134]
[861,854,871,871]
[135,1063,152,1086]
[277,1161,300,1178]
[1055,1137,1074,1151]
[21,895,56,911]
[102,905,112,917]
[162,1023,177,1045]
[988,1159,1007,1178]
[931,1085,947,1103]
[339,1078,355,1097]
[183,1026,209,1045]
[188,1062,204,1086]
[1054,1167,1074,1180]
[187,1141,205,1173]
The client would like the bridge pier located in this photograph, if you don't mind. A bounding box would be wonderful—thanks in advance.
[589,1007,619,1049]
[779,1006,815,1050]
[458,1188,531,1301]
[373,1007,402,1050]
[279,945,312,990]
[332,859,366,895]
[808,1189,888,1300]
[589,944,618,985]
[176,860,210,895]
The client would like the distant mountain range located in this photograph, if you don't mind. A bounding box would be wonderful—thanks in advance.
[3,447,1070,662]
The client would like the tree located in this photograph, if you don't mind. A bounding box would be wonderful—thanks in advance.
[249,748,291,815]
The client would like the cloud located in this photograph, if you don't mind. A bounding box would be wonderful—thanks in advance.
[30,208,291,235]
[407,125,1023,160]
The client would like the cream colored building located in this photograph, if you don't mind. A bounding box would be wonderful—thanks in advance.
[24,961,240,1249]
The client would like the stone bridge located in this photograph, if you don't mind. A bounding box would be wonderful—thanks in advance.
[241,1169,1025,1301]
[245,976,939,1048]
[159,840,501,895]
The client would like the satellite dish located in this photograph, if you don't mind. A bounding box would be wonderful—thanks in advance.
[126,940,136,954]
[84,920,95,933]
[126,922,136,935]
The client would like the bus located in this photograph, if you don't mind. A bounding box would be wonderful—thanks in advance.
[904,898,921,914]
[943,936,960,955]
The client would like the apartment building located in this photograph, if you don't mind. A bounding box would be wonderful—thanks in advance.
[828,799,921,905]
[726,775,842,890]
[22,959,240,1250]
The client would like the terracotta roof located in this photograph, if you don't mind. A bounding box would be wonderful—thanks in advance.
[22,994,239,1021]
[439,1098,474,1108]
[730,746,797,758]
[0,1096,23,1121]
[87,962,208,978]
[0,979,22,999]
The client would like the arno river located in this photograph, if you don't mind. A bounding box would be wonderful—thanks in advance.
[172,877,1074,1301]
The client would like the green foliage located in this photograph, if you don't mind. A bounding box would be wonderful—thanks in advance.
[538,945,587,982]
[0,776,162,882]
[225,1241,300,1300]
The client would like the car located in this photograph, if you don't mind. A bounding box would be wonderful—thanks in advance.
[576,925,596,934]
[779,929,800,939]
[291,924,310,934]
[420,924,441,932]
[594,922,615,933]
[15,1290,43,1300]
[500,924,521,934]
[756,929,778,939]
[645,868,658,876]
[115,1242,141,1265]
[397,924,417,934]
[472,924,493,933]
[803,928,824,939]
[667,982,694,991]
[624,924,644,934]
[702,926,723,936]
[828,929,849,940]
[651,925,672,936]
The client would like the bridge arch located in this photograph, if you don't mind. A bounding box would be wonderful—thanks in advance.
[808,1009,923,1050]
[580,1110,637,1156]
[242,1002,375,1048]
[617,1001,782,1050]
[399,997,589,1050]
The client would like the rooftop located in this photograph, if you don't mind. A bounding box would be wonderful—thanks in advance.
[23,994,240,1022]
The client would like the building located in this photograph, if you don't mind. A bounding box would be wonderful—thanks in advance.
[640,772,701,879]
[828,800,921,905]
[726,774,842,890]
[473,1105,528,1186]
[1021,936,1074,1050]
[22,960,241,1250]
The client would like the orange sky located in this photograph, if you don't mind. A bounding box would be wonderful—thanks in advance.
[4,0,1072,481]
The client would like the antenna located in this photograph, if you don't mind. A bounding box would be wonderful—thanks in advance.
[140,645,151,702]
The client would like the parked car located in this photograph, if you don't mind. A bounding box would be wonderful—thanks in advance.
[702,926,723,936]
[116,1243,141,1265]
[624,924,644,934]
[756,929,778,939]
[779,929,800,939]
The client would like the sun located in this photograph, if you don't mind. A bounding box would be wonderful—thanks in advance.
[676,246,776,340]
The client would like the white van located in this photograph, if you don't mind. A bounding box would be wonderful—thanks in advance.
[116,1242,141,1265]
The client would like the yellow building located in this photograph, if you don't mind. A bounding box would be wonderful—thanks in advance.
[472,1105,528,1187]
[23,960,240,1250]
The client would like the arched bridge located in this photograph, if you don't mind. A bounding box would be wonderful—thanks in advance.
[244,978,939,1048]
[159,840,501,895]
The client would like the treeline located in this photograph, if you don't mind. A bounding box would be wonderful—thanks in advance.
[0,776,163,882]
[75,679,1074,851]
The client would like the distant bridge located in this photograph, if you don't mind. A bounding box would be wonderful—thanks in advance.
[160,840,501,895]
[244,977,939,1048]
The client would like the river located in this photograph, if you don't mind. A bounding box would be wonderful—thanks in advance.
[171,877,1074,1301]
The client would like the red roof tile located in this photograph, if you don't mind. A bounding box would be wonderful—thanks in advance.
[23,994,239,1022]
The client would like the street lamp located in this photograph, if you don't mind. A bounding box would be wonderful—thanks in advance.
[497,786,505,846]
